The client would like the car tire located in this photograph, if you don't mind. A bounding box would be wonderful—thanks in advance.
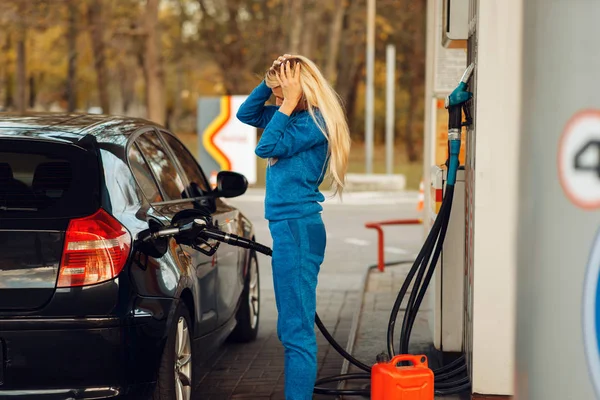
[229,251,260,343]
[153,301,194,400]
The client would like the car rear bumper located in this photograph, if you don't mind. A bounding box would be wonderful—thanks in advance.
[0,307,171,396]
[0,385,153,399]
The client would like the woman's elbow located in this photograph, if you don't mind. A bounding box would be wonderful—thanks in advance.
[236,108,253,124]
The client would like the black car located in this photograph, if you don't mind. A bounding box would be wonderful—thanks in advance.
[0,114,261,400]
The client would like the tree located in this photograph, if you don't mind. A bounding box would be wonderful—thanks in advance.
[87,0,110,114]
[389,0,426,162]
[325,0,346,83]
[66,0,78,112]
[15,1,26,113]
[287,0,304,54]
[144,0,166,125]
[335,0,366,135]
[196,0,287,95]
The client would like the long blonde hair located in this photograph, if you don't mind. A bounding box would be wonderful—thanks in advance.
[264,55,351,197]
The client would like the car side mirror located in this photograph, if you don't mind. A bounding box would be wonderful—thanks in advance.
[212,171,248,198]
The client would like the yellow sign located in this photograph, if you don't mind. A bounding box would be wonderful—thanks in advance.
[435,99,467,166]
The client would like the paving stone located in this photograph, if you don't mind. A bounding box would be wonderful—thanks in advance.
[193,289,357,399]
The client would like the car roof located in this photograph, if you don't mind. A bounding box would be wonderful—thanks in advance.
[0,113,164,146]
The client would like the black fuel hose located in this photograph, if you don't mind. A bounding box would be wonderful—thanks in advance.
[435,363,466,382]
[399,210,449,354]
[401,186,455,354]
[435,382,473,396]
[433,355,465,374]
[435,376,470,389]
[315,313,371,372]
[313,373,371,396]
[386,189,452,357]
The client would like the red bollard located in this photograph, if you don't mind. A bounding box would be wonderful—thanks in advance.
[371,354,434,399]
[365,219,422,272]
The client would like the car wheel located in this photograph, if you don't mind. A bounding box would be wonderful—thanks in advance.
[153,302,193,400]
[229,251,260,342]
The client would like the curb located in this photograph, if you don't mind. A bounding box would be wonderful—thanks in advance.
[336,264,376,398]
[337,259,418,399]
[345,173,407,192]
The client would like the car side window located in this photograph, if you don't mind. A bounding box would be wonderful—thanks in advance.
[135,131,187,201]
[128,143,163,203]
[161,132,210,195]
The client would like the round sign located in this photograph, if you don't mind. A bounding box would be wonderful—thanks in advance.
[558,110,600,209]
[583,229,600,397]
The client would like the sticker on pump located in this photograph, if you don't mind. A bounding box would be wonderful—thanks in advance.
[559,110,600,209]
[583,229,600,397]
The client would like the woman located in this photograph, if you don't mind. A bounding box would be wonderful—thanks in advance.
[236,54,351,399]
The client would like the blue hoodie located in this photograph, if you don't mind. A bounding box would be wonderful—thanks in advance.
[236,80,329,221]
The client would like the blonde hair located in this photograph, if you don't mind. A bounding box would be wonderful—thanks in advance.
[264,55,351,197]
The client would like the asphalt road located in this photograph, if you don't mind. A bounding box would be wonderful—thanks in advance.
[228,188,424,294]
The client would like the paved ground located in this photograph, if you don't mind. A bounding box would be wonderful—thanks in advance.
[194,290,358,399]
[193,189,422,399]
[343,265,470,400]
[342,265,511,400]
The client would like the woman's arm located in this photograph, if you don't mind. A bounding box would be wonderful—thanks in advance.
[236,81,278,129]
[255,112,326,159]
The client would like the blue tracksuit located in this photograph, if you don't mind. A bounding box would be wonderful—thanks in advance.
[237,81,328,400]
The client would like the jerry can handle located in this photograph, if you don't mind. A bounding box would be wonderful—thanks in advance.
[389,354,428,367]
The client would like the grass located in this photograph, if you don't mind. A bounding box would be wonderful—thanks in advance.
[176,133,423,191]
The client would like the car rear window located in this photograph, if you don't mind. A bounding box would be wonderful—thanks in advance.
[0,140,100,219]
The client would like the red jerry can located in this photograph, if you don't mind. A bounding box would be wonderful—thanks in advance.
[371,354,434,400]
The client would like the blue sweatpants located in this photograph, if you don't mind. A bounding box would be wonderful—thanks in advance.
[268,213,327,400]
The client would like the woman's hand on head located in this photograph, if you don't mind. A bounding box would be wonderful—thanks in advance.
[276,61,303,116]
[269,54,292,72]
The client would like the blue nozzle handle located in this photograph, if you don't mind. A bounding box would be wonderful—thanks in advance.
[445,63,475,109]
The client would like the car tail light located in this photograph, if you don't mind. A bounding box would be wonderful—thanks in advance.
[58,208,131,288]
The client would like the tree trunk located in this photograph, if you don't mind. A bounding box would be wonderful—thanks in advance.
[265,1,285,59]
[336,39,363,127]
[172,63,183,130]
[346,61,364,138]
[87,0,110,114]
[16,39,26,113]
[16,2,26,113]
[67,0,78,112]
[2,31,12,109]
[28,75,36,109]
[325,0,346,83]
[172,0,186,131]
[404,79,418,162]
[288,0,304,53]
[4,73,13,110]
[144,0,166,125]
[334,0,364,124]
[118,61,132,114]
[300,1,317,58]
